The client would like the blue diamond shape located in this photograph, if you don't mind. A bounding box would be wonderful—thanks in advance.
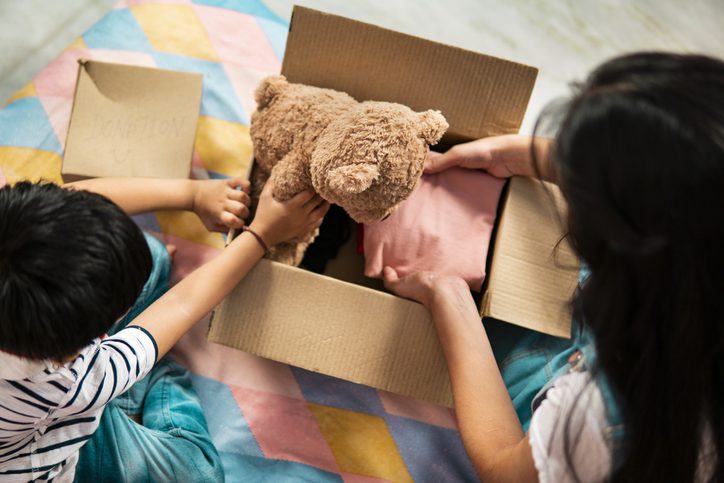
[0,97,62,154]
[153,53,248,124]
[83,8,154,53]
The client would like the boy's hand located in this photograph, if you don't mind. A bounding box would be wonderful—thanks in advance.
[249,183,330,247]
[192,178,251,232]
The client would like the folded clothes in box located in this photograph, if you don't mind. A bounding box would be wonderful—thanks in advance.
[363,167,506,291]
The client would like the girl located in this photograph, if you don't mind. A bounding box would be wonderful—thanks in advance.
[385,52,724,482]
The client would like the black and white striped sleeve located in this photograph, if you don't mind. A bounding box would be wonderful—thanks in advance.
[63,326,158,415]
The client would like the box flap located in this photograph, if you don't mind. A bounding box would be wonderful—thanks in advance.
[62,60,202,180]
[282,6,538,148]
[481,177,579,338]
[209,259,453,407]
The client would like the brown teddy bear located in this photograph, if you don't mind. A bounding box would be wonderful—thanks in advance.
[250,75,448,266]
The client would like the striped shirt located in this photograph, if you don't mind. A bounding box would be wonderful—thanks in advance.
[0,326,157,482]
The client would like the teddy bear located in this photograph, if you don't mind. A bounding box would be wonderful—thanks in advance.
[249,75,448,266]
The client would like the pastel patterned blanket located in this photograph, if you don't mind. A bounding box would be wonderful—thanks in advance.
[0,1,477,481]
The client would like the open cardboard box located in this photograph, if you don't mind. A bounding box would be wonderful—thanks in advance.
[62,60,202,181]
[208,6,579,407]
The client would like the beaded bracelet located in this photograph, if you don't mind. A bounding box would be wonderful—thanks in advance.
[242,226,269,254]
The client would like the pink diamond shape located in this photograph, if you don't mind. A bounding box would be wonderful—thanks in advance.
[89,49,156,67]
[231,386,341,474]
[161,233,220,283]
[39,97,73,147]
[223,63,273,122]
[191,149,204,170]
[379,390,458,429]
[341,472,391,483]
[34,49,91,98]
[193,5,281,72]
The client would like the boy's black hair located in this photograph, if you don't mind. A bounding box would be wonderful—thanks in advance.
[0,181,152,360]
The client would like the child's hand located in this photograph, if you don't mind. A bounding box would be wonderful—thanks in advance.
[192,178,251,232]
[249,183,330,247]
[425,138,509,176]
[424,135,552,179]
[383,267,468,308]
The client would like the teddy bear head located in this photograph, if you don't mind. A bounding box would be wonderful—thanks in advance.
[310,101,448,224]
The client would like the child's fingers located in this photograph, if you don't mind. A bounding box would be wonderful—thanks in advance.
[221,211,245,229]
[424,151,457,174]
[383,267,404,294]
[228,188,251,207]
[240,191,251,207]
[225,200,250,219]
[304,201,329,232]
[310,200,330,219]
[226,177,250,193]
[304,194,324,209]
[307,218,324,232]
[383,268,429,303]
[210,222,231,233]
[383,266,399,284]
[289,189,316,205]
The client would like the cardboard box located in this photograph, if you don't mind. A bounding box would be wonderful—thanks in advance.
[208,7,579,407]
[62,60,202,181]
[482,177,579,339]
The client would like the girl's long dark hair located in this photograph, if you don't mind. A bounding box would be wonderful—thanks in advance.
[552,53,724,482]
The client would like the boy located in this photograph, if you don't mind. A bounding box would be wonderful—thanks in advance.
[0,177,328,481]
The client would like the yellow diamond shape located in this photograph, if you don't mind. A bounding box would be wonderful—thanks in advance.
[0,147,62,185]
[308,403,413,483]
[131,4,218,61]
[66,36,87,51]
[195,116,253,178]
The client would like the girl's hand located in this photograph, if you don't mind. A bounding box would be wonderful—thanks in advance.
[249,183,330,247]
[382,267,468,308]
[425,138,502,175]
[424,135,553,180]
[192,178,251,232]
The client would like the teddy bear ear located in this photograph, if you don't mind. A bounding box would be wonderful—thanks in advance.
[254,75,289,108]
[417,110,449,145]
[327,164,380,195]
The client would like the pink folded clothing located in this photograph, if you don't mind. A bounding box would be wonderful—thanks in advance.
[363,167,506,291]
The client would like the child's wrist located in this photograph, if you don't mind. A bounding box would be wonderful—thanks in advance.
[187,179,201,212]
[242,226,270,254]
[247,221,275,248]
[492,135,529,176]
[429,276,470,305]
